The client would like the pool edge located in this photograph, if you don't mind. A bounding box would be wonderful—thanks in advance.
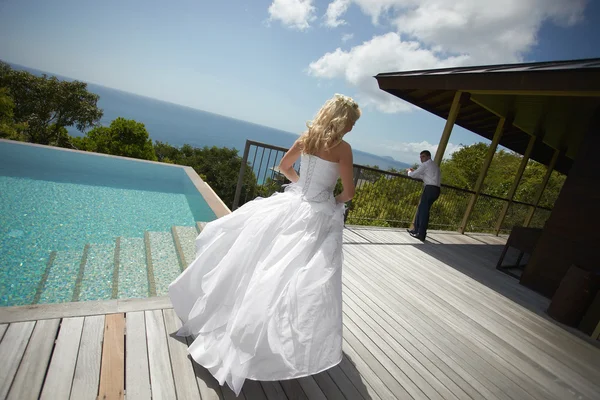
[184,166,232,218]
[0,296,173,324]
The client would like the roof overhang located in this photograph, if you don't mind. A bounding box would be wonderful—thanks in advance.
[375,58,600,175]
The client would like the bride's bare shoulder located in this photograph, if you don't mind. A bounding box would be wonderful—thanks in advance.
[336,140,352,155]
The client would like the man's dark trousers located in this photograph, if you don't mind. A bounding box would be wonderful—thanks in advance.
[414,185,440,240]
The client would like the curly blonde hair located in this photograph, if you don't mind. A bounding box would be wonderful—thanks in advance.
[298,94,361,155]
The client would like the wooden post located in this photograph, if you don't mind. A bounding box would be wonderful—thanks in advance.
[410,91,465,231]
[434,91,465,165]
[459,117,506,233]
[523,148,560,227]
[494,134,537,235]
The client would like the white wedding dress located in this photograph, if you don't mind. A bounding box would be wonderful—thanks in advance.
[168,154,346,395]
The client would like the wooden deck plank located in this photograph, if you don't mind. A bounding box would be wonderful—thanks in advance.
[70,315,105,400]
[413,238,551,313]
[163,308,202,399]
[343,302,459,400]
[243,379,268,400]
[340,339,396,400]
[145,309,177,399]
[186,335,225,400]
[338,355,382,400]
[98,313,125,400]
[425,242,596,357]
[344,246,577,400]
[0,324,7,341]
[407,242,600,372]
[343,271,512,400]
[349,228,412,244]
[222,384,247,400]
[0,299,118,324]
[326,365,365,400]
[345,246,547,399]
[357,244,600,399]
[343,315,431,400]
[342,286,480,400]
[40,317,85,400]
[261,381,290,400]
[0,321,36,399]
[312,370,346,400]
[280,379,309,400]
[343,251,515,400]
[0,296,174,324]
[403,245,593,367]
[7,319,60,400]
[343,327,413,399]
[295,377,327,400]
[342,229,370,243]
[125,311,152,400]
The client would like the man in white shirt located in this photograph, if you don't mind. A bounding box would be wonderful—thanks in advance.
[406,150,441,241]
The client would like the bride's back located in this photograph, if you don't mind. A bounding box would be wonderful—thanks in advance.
[311,140,348,164]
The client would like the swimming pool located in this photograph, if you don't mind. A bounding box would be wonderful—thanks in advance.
[0,140,224,307]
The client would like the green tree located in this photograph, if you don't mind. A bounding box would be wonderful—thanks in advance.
[0,62,102,145]
[74,117,157,160]
[154,142,259,207]
[0,87,26,141]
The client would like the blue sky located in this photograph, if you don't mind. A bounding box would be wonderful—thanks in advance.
[0,0,598,163]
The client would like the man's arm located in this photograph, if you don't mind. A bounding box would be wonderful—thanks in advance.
[407,164,426,180]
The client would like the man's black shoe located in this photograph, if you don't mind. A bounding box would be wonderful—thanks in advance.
[409,231,425,241]
[406,229,416,235]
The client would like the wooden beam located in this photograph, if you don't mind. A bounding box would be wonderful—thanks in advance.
[459,117,506,233]
[434,91,465,165]
[410,89,447,102]
[466,89,600,97]
[494,134,537,235]
[523,149,561,227]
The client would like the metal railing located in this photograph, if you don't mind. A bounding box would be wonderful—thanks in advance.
[232,140,553,234]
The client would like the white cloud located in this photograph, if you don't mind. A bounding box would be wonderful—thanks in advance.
[268,0,316,31]
[341,33,354,42]
[392,0,587,63]
[307,32,469,113]
[324,0,351,27]
[386,141,463,163]
[310,0,588,111]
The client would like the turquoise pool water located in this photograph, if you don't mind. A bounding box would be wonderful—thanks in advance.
[0,141,217,306]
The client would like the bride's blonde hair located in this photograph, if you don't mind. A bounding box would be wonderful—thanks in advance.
[298,94,361,155]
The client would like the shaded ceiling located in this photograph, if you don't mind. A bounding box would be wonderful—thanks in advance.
[375,58,600,175]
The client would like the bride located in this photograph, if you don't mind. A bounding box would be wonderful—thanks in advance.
[168,94,361,395]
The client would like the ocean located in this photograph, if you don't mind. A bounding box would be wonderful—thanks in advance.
[8,63,410,171]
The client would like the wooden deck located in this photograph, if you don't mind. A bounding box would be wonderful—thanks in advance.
[1,227,599,399]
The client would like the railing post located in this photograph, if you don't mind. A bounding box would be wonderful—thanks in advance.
[459,116,506,233]
[494,134,537,235]
[523,148,560,227]
[232,140,252,210]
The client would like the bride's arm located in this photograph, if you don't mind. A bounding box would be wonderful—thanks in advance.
[335,142,355,203]
[279,140,302,183]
